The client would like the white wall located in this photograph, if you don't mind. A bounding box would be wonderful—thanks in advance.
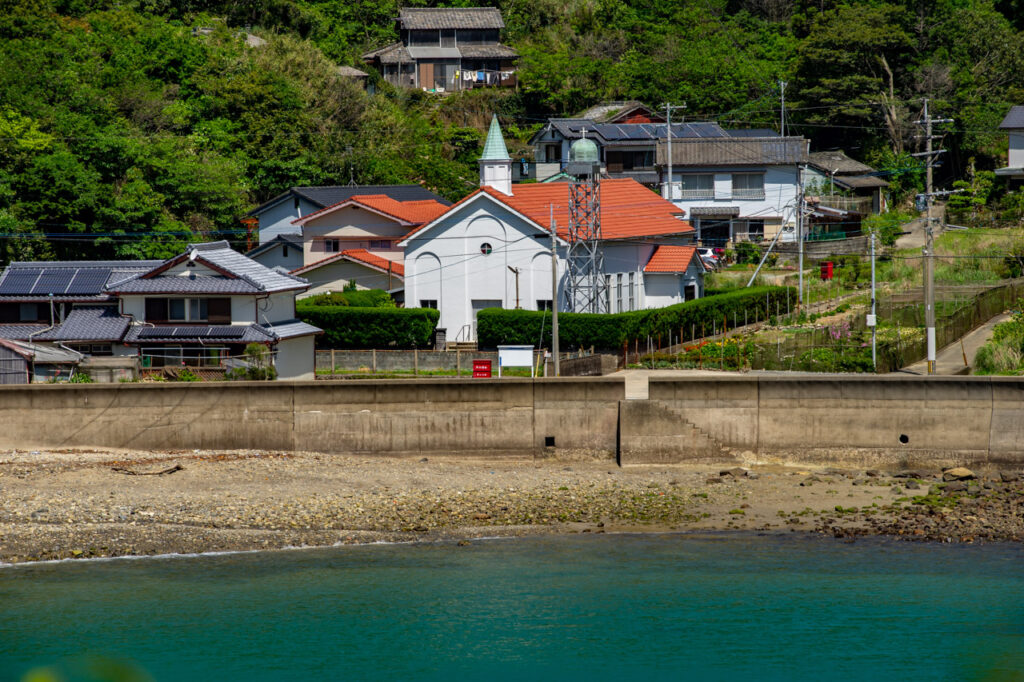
[258,197,316,244]
[404,196,565,341]
[1010,132,1024,169]
[642,259,703,309]
[257,292,295,324]
[274,335,315,380]
[668,165,799,232]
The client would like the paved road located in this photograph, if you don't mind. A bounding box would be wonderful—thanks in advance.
[901,312,1012,375]
[894,217,928,250]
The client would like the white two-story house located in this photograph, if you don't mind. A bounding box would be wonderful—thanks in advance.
[656,135,809,247]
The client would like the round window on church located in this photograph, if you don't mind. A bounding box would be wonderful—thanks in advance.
[480,242,493,255]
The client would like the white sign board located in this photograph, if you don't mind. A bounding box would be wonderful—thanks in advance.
[866,314,877,328]
[497,345,535,378]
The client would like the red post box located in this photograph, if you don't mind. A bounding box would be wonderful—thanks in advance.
[472,359,492,378]
[820,261,834,281]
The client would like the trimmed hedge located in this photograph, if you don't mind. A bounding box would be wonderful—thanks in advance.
[476,286,794,350]
[296,303,439,349]
[303,289,394,308]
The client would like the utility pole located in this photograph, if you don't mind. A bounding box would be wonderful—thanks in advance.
[870,232,877,371]
[661,102,685,201]
[507,266,521,309]
[779,80,787,137]
[797,168,805,306]
[915,99,953,375]
[550,204,560,377]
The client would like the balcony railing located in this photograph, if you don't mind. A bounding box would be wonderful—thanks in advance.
[677,189,714,200]
[731,189,766,200]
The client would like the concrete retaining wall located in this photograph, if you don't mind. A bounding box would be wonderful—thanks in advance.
[4,375,1024,465]
[620,375,1024,466]
[0,378,622,459]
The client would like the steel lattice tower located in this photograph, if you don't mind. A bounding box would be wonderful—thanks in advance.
[565,175,608,313]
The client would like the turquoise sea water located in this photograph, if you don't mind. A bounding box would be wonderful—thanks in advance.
[1,533,1022,681]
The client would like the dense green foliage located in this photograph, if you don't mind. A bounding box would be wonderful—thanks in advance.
[477,286,793,349]
[974,312,1024,374]
[296,302,439,348]
[303,289,395,308]
[2,0,1023,263]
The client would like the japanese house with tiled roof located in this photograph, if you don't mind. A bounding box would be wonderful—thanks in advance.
[996,105,1024,185]
[399,116,705,342]
[361,8,518,92]
[0,242,320,380]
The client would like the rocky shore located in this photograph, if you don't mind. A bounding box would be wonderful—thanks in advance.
[0,449,1021,563]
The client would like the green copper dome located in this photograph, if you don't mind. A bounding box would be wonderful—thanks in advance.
[480,114,510,161]
[569,137,599,163]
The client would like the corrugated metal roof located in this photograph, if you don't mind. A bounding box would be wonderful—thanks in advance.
[35,306,131,342]
[0,339,82,363]
[399,8,505,30]
[657,137,808,166]
[261,319,322,340]
[999,106,1024,129]
[458,44,518,59]
[406,46,462,59]
[689,206,741,217]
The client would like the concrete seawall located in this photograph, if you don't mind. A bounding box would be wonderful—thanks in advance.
[2,375,1023,466]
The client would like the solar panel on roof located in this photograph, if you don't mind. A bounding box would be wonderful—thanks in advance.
[31,269,76,295]
[0,268,42,294]
[138,327,168,339]
[66,268,112,295]
[214,326,246,339]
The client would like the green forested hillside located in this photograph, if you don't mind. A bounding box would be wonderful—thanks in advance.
[1,0,1022,263]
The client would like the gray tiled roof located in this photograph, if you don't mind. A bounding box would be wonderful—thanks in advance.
[362,41,410,64]
[808,150,875,175]
[0,324,47,340]
[542,120,730,144]
[107,241,309,294]
[249,184,451,217]
[399,7,504,30]
[657,137,808,166]
[108,275,263,294]
[458,44,519,59]
[999,106,1024,129]
[36,306,131,342]
[261,319,322,340]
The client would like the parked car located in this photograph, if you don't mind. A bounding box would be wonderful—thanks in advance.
[698,248,719,268]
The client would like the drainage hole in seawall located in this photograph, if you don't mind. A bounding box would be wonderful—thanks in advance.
[899,434,909,444]
[545,436,556,447]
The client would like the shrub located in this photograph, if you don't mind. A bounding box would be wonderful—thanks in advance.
[177,367,201,382]
[476,286,794,350]
[734,241,760,265]
[68,371,94,383]
[227,343,278,380]
[302,289,395,308]
[297,303,439,349]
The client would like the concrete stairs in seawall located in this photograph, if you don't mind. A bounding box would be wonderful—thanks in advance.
[618,399,735,465]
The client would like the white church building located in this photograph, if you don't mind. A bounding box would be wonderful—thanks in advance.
[400,115,706,343]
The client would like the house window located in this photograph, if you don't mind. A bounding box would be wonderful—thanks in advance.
[545,145,562,163]
[480,242,493,255]
[605,275,612,312]
[441,29,455,47]
[605,150,654,172]
[323,239,341,253]
[369,240,390,249]
[168,298,186,321]
[536,300,552,311]
[616,275,623,312]
[282,246,288,258]
[679,174,714,199]
[19,303,44,322]
[420,299,438,309]
[146,297,230,323]
[628,272,635,311]
[732,173,765,200]
[747,220,765,241]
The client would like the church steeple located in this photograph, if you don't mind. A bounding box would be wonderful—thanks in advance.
[479,114,512,195]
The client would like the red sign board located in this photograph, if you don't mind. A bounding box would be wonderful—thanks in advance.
[472,359,492,378]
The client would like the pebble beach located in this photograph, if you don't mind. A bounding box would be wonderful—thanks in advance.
[0,449,1021,563]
